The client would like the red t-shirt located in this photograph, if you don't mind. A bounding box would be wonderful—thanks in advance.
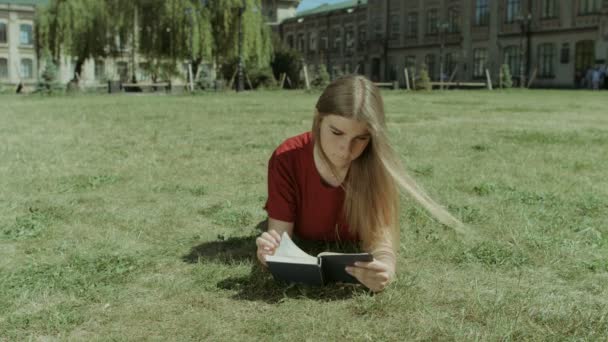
[264,132,358,242]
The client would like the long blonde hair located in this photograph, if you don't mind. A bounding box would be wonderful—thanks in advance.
[312,75,467,248]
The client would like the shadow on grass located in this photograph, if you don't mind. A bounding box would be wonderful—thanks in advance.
[183,219,369,302]
[181,220,267,264]
[216,263,368,303]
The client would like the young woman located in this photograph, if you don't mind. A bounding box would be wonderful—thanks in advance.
[256,75,464,292]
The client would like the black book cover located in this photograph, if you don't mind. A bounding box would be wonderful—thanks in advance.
[265,232,373,286]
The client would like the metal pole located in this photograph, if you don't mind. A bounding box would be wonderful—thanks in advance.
[519,19,525,88]
[236,5,244,92]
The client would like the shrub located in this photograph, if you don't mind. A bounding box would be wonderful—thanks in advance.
[310,63,330,89]
[36,55,63,94]
[271,49,303,89]
[416,64,432,91]
[248,67,278,89]
[500,63,513,88]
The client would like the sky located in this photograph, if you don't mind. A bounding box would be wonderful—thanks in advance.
[297,0,344,12]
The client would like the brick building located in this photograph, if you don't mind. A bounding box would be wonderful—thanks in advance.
[281,0,608,88]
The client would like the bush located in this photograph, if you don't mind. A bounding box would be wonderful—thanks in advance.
[310,64,330,89]
[271,49,303,89]
[196,64,215,90]
[36,55,63,94]
[248,67,278,90]
[416,64,432,91]
[500,63,513,88]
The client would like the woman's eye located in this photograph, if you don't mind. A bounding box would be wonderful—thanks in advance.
[358,136,369,141]
[331,131,342,136]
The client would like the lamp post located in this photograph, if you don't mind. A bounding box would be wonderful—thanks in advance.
[185,7,195,91]
[437,21,449,90]
[516,13,532,88]
[236,0,246,92]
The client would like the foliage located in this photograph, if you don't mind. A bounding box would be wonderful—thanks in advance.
[310,63,330,89]
[501,63,513,88]
[35,54,63,94]
[35,0,272,83]
[248,67,277,89]
[417,64,432,91]
[35,0,117,81]
[270,48,302,89]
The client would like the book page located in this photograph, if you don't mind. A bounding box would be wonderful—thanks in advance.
[265,232,317,264]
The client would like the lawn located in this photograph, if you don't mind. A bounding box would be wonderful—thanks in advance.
[1,89,607,340]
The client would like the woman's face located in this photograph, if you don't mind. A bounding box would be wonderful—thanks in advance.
[318,114,371,169]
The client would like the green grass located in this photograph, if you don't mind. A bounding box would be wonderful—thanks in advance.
[1,89,607,340]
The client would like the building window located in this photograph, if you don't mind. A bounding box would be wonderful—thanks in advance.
[20,24,33,45]
[345,28,355,52]
[506,0,521,23]
[538,43,555,77]
[0,58,8,78]
[0,23,7,44]
[332,27,342,51]
[425,54,436,80]
[357,61,365,75]
[560,43,570,64]
[20,58,33,79]
[309,32,317,52]
[95,60,105,80]
[407,12,418,37]
[426,9,438,35]
[444,53,455,77]
[372,16,383,39]
[286,35,294,49]
[320,30,328,50]
[357,25,366,51]
[542,0,558,18]
[578,0,601,15]
[473,48,487,78]
[116,61,128,82]
[390,14,400,41]
[503,46,521,77]
[448,7,460,33]
[297,33,305,52]
[475,0,489,26]
[138,62,150,81]
[405,55,416,73]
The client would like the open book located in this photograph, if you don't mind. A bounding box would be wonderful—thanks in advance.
[265,232,373,286]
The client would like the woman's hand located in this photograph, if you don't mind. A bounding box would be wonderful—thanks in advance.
[255,230,282,267]
[345,259,394,293]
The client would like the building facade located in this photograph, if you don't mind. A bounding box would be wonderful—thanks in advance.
[280,0,608,88]
[0,0,140,88]
[2,0,608,89]
[0,1,40,87]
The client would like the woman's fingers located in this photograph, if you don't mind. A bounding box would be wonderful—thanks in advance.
[255,233,278,251]
[268,230,282,244]
[353,260,388,272]
[345,265,390,292]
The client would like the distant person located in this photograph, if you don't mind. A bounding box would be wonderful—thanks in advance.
[592,67,601,90]
[600,64,608,89]
[256,75,466,292]
[585,66,594,89]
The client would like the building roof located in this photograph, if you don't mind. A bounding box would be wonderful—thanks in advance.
[0,0,49,6]
[294,0,366,19]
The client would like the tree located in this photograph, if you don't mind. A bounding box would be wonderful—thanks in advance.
[35,0,272,85]
[36,0,117,83]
